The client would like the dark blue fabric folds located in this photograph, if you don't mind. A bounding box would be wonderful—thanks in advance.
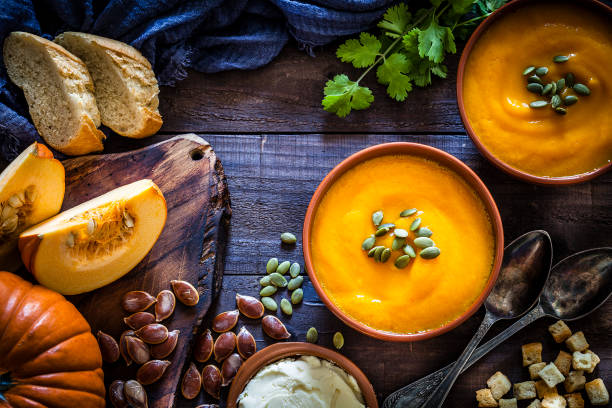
[0,0,392,160]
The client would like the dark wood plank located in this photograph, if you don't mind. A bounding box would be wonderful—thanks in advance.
[158,46,463,134]
[62,135,231,408]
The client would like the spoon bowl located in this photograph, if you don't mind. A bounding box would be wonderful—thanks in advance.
[541,247,612,320]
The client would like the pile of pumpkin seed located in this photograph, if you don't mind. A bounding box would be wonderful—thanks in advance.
[362,208,440,269]
[260,257,304,316]
[524,55,590,114]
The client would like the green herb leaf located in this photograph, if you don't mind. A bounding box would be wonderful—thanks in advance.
[376,53,413,101]
[322,74,374,117]
[449,0,476,14]
[336,33,382,68]
[418,20,456,63]
[378,3,412,37]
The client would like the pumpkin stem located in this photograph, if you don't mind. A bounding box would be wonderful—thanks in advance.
[0,372,13,399]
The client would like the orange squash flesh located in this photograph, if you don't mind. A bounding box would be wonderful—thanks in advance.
[0,143,65,271]
[19,179,167,295]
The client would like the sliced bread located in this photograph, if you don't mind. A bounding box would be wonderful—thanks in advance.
[3,32,105,155]
[55,32,162,138]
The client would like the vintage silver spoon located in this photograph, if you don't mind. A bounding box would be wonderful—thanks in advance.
[384,245,612,408]
[417,230,553,408]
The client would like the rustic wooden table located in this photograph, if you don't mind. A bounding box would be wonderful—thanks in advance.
[107,43,611,407]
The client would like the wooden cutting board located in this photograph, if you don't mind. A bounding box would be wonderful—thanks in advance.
[62,134,231,407]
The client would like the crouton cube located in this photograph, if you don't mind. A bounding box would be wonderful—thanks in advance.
[476,388,498,407]
[585,378,609,406]
[572,351,592,371]
[563,371,586,393]
[565,332,589,352]
[523,342,543,366]
[527,400,542,408]
[487,371,512,400]
[498,398,518,408]
[536,379,558,399]
[542,395,567,408]
[539,363,566,388]
[530,362,547,379]
[548,320,572,343]
[585,350,600,374]
[554,351,572,376]
[564,393,584,408]
[514,381,537,400]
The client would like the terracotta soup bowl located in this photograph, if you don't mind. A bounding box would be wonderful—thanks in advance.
[302,142,504,341]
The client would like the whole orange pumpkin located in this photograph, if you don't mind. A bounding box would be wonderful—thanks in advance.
[0,272,105,407]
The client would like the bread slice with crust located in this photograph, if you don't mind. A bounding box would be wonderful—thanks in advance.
[3,32,105,155]
[55,32,162,138]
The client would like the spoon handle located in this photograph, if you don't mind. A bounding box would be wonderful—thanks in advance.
[382,305,546,408]
[419,312,497,408]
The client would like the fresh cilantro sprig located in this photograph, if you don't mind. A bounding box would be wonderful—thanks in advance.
[322,0,507,117]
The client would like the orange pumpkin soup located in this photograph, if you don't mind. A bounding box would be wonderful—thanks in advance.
[310,155,495,334]
[463,1,612,178]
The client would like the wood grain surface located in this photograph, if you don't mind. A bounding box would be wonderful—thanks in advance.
[78,40,611,407]
[61,135,231,408]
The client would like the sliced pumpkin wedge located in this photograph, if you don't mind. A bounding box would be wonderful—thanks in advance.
[0,142,65,270]
[19,179,166,295]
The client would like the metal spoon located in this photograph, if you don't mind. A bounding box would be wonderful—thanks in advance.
[418,230,553,408]
[384,245,612,408]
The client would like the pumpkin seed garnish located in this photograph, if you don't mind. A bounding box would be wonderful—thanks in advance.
[573,83,590,96]
[287,276,304,291]
[527,75,542,84]
[414,237,435,248]
[420,247,441,259]
[306,327,318,343]
[403,244,416,258]
[291,288,303,304]
[550,81,557,95]
[394,228,409,238]
[394,255,412,269]
[373,246,385,262]
[362,235,376,251]
[289,262,301,278]
[380,248,391,263]
[409,218,421,231]
[565,73,575,87]
[522,66,535,76]
[379,223,395,229]
[333,332,344,350]
[551,94,561,109]
[416,227,433,238]
[260,286,277,297]
[368,246,383,257]
[269,273,288,287]
[535,67,548,76]
[261,297,277,311]
[555,107,567,115]
[266,258,278,274]
[280,298,293,315]
[280,232,297,244]
[541,83,552,95]
[556,78,565,91]
[529,100,548,109]
[564,95,578,106]
[553,55,569,63]
[375,226,390,237]
[392,237,406,251]
[372,210,383,226]
[400,208,417,217]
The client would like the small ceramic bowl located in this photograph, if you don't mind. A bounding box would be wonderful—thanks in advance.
[302,142,504,342]
[226,342,379,408]
[456,0,612,185]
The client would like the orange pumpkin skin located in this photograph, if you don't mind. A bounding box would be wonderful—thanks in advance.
[0,272,105,407]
